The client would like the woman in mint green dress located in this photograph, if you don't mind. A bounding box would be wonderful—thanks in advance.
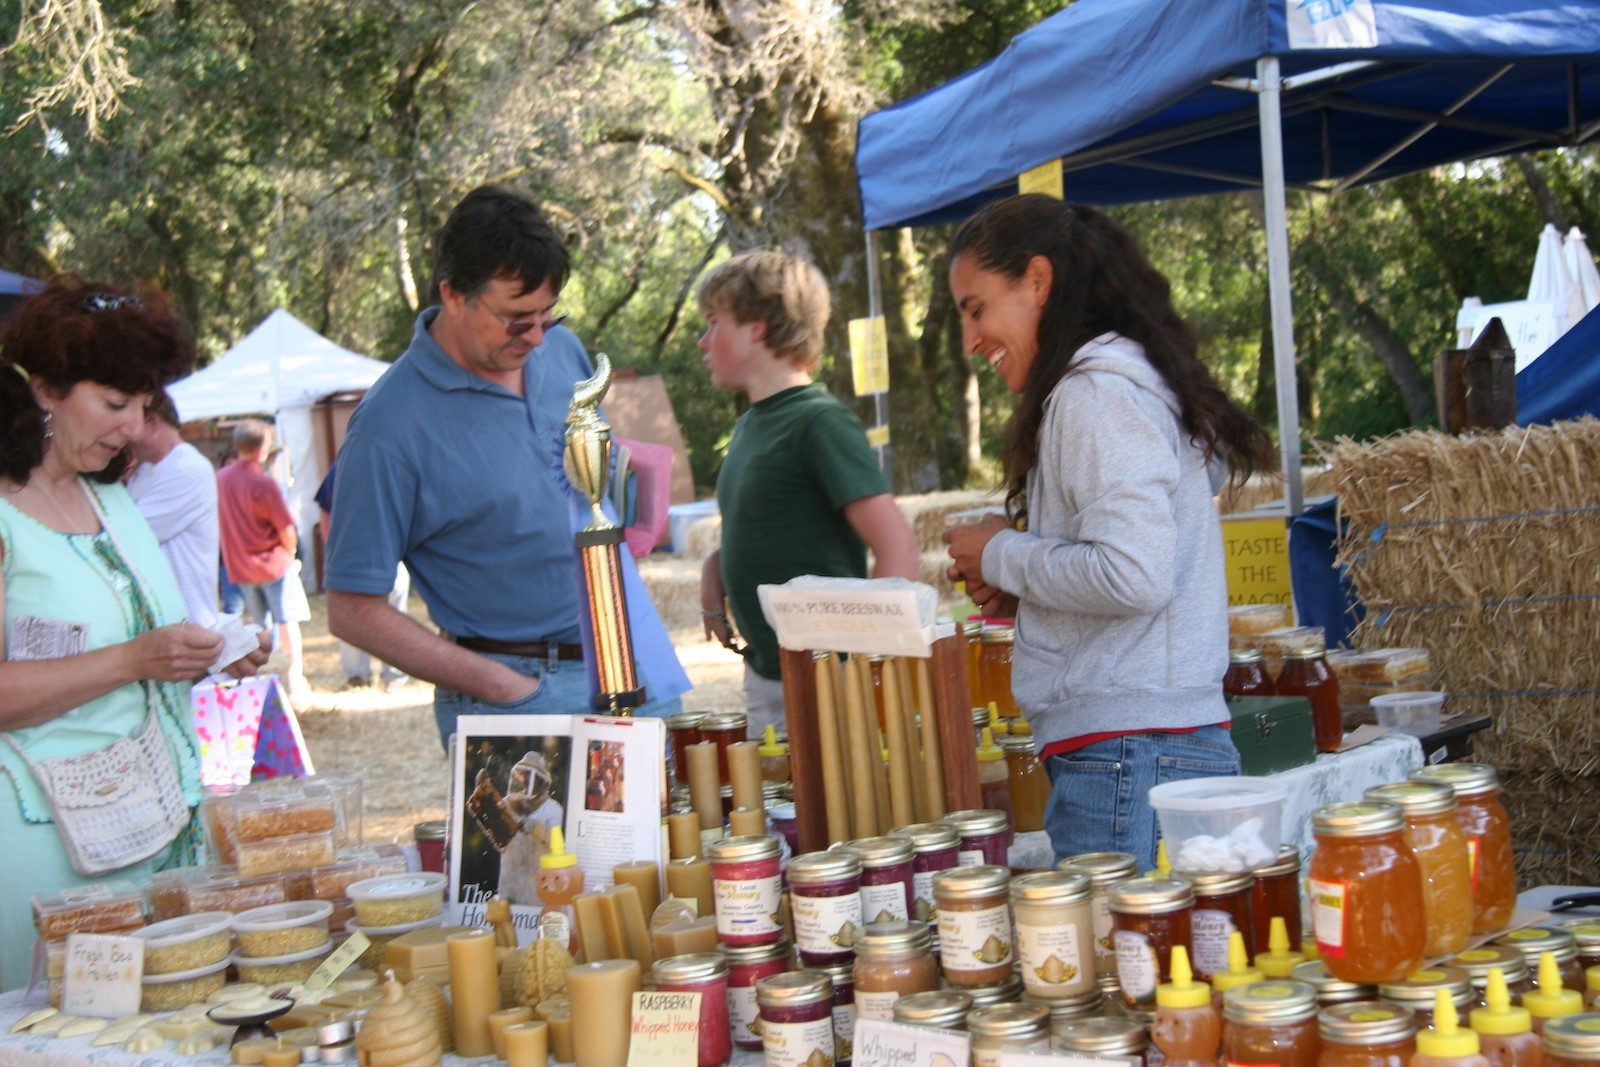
[0,279,268,990]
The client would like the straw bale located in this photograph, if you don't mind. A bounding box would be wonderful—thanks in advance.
[681,515,722,560]
[899,489,996,554]
[636,556,704,631]
[1322,419,1600,877]
[1215,466,1339,515]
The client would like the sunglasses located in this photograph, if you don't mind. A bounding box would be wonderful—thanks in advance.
[482,302,569,338]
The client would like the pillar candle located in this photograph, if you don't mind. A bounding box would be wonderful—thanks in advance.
[566,959,642,1067]
[666,813,702,860]
[505,1021,549,1067]
[726,740,763,811]
[548,1009,575,1063]
[535,996,570,1021]
[488,1006,533,1060]
[613,860,662,920]
[608,882,654,970]
[446,927,500,1058]
[813,653,853,844]
[650,915,721,957]
[857,655,892,829]
[665,857,714,917]
[685,741,722,831]
[728,806,767,837]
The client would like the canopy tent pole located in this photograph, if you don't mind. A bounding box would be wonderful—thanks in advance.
[1256,55,1305,517]
[863,228,892,480]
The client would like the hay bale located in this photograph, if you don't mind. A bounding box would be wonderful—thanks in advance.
[897,489,998,554]
[1323,418,1600,880]
[681,515,722,560]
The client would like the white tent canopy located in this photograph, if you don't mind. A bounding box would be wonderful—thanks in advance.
[168,309,390,558]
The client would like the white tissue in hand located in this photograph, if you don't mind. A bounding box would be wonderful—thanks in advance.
[1172,816,1274,872]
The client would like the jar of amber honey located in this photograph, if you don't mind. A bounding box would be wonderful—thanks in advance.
[1224,647,1277,697]
[1108,876,1194,1013]
[978,625,1020,719]
[1450,946,1534,1007]
[1279,645,1342,752]
[1376,966,1473,1030]
[961,620,985,711]
[1222,979,1321,1067]
[1542,1013,1600,1065]
[1292,960,1378,1008]
[1252,845,1303,959]
[1187,870,1256,982]
[968,1003,1051,1067]
[1410,764,1516,935]
[1054,1017,1148,1062]
[852,919,938,1021]
[1060,852,1139,978]
[1364,782,1473,958]
[1001,735,1050,834]
[1307,801,1425,985]
[1316,1001,1417,1066]
[1497,927,1586,994]
[933,866,1014,987]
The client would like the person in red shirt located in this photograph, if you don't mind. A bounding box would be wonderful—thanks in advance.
[217,419,308,700]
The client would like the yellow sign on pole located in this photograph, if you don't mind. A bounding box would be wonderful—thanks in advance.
[864,425,890,449]
[1221,515,1295,615]
[848,316,890,396]
[1019,159,1064,200]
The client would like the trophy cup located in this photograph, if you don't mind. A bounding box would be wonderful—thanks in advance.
[564,354,646,713]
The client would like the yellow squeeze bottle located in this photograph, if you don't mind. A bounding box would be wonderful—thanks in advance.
[986,702,1010,738]
[1152,944,1221,1067]
[1256,915,1307,978]
[1468,968,1544,1067]
[1412,989,1490,1066]
[758,724,790,783]
[1522,951,1583,1034]
[1209,930,1264,1012]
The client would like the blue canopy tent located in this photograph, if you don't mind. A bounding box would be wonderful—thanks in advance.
[1517,301,1600,425]
[856,0,1600,514]
[0,269,44,325]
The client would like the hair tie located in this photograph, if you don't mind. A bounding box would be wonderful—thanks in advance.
[81,293,144,313]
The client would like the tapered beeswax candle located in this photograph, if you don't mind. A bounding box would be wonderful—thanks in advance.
[566,959,642,1067]
[727,741,763,811]
[446,927,499,1057]
[666,857,714,917]
[505,1021,549,1067]
[488,1007,533,1059]
[813,653,852,844]
[613,861,662,920]
[686,742,722,831]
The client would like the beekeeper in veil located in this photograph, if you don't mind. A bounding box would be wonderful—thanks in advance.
[496,750,565,905]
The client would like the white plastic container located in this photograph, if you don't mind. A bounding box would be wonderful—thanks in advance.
[1148,776,1287,874]
[136,911,233,974]
[230,941,335,985]
[141,957,230,1011]
[1370,691,1445,735]
[347,871,447,928]
[232,899,334,958]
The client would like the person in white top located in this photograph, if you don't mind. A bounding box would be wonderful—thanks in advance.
[128,393,220,627]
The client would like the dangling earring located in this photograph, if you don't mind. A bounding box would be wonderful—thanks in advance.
[42,411,53,440]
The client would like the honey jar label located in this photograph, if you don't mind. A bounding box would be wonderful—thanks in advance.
[1466,836,1481,893]
[1016,921,1089,992]
[759,1017,835,1067]
[713,875,782,938]
[937,906,1014,972]
[791,892,862,955]
[1091,897,1116,966]
[1113,929,1159,1004]
[859,883,909,925]
[911,873,938,923]
[729,987,761,1047]
[957,849,985,867]
[1308,877,1348,959]
[855,988,901,1021]
[1191,907,1238,976]
[831,1004,855,1060]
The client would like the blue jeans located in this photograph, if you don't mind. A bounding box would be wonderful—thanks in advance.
[1042,725,1240,871]
[238,576,288,628]
[433,649,682,749]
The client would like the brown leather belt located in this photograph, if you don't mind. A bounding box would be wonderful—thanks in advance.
[449,634,585,660]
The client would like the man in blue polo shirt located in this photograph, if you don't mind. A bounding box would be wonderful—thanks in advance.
[324,185,689,746]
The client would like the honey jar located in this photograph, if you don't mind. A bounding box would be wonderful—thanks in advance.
[1059,851,1139,978]
[1252,845,1303,961]
[1364,782,1473,958]
[1108,876,1194,1013]
[933,866,1014,987]
[1011,871,1097,1001]
[1307,801,1425,984]
[977,625,1021,719]
[1187,869,1256,983]
[892,989,972,1030]
[1410,764,1516,935]
[1316,1001,1417,1066]
[852,920,938,1021]
[1221,979,1321,1067]
[1376,966,1473,1030]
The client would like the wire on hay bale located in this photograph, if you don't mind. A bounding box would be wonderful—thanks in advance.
[1322,418,1600,884]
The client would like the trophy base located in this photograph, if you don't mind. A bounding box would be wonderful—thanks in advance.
[594,688,646,715]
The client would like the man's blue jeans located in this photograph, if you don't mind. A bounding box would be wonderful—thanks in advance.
[1042,725,1240,870]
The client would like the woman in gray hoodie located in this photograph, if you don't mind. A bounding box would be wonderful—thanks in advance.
[944,195,1277,868]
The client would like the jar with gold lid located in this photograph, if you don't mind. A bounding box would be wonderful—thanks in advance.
[1542,1012,1600,1066]
[1060,852,1139,977]
[666,711,707,787]
[1054,1017,1148,1063]
[723,938,793,1050]
[1252,844,1302,960]
[977,625,1020,719]
[1291,960,1377,1008]
[1364,781,1473,958]
[892,989,972,1030]
[1108,875,1194,1013]
[1001,734,1049,833]
[964,974,1025,1011]
[1307,801,1425,984]
[845,835,915,926]
[786,850,862,966]
[1011,870,1097,1000]
[1376,966,1473,1030]
[968,1003,1051,1067]
[1221,979,1321,1067]
[943,808,1009,868]
[1187,869,1255,982]
[1552,917,1600,972]
[1497,926,1586,993]
[1316,1001,1417,1066]
[756,971,834,1067]
[852,919,937,1022]
[933,866,1013,987]
[1450,946,1534,1007]
[700,710,749,780]
[961,619,985,710]
[896,822,959,923]
[1410,764,1516,935]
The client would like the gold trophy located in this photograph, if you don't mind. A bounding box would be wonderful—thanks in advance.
[564,353,645,713]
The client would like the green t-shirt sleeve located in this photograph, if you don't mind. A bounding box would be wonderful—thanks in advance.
[804,400,890,510]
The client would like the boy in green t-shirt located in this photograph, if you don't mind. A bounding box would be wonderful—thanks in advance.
[696,250,918,735]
